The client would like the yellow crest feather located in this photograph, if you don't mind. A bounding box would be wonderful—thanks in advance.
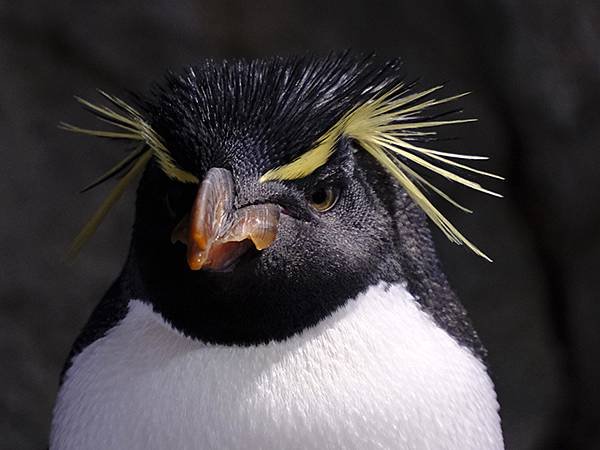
[61,91,198,184]
[66,150,152,259]
[62,91,198,257]
[260,83,503,261]
[259,120,346,182]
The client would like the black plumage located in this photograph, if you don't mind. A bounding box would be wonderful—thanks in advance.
[62,54,487,377]
[142,54,407,180]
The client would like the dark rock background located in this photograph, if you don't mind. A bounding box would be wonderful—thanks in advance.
[1,1,598,448]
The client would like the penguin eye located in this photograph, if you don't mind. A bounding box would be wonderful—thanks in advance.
[308,186,339,213]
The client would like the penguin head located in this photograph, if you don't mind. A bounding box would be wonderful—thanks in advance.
[130,128,415,345]
[66,55,499,345]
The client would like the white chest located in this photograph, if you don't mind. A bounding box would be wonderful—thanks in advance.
[51,283,503,450]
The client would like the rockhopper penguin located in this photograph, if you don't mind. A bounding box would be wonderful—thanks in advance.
[51,54,504,449]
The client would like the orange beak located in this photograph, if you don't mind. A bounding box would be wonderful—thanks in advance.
[171,168,280,271]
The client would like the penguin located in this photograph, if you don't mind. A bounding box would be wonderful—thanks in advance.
[51,54,504,450]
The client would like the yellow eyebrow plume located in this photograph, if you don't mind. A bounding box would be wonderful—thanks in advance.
[259,119,346,183]
[260,84,503,261]
[61,91,199,257]
[60,91,198,184]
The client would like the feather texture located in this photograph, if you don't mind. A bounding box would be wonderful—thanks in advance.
[63,57,501,260]
[260,84,502,260]
[61,91,198,184]
[61,92,199,257]
[66,150,152,259]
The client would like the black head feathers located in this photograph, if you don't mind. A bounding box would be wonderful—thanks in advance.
[62,53,502,259]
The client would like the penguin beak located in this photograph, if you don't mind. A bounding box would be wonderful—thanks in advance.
[171,168,280,271]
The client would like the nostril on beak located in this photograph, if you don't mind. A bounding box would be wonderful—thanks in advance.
[173,168,280,271]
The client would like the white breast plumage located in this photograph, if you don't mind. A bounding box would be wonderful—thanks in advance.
[50,283,503,450]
